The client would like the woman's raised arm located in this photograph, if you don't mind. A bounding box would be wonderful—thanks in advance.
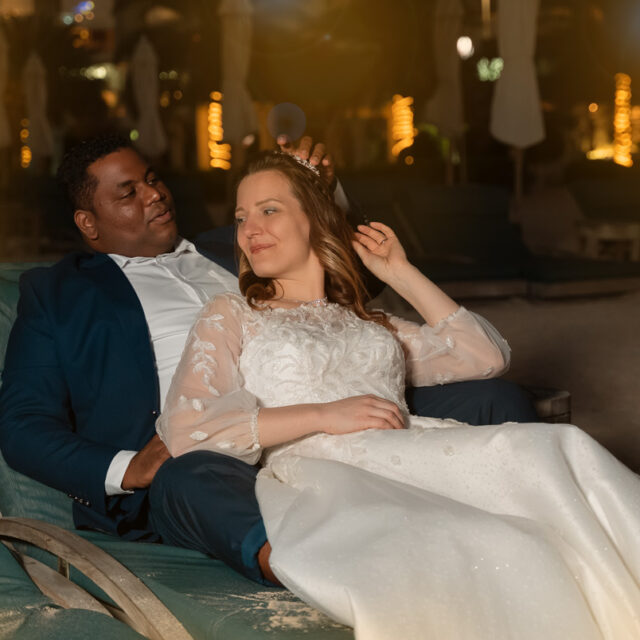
[352,222,510,385]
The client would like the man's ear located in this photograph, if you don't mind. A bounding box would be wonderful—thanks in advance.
[74,209,98,241]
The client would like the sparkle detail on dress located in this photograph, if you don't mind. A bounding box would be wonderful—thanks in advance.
[250,408,260,451]
[273,296,329,308]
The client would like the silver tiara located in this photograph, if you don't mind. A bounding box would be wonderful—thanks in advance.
[278,151,321,176]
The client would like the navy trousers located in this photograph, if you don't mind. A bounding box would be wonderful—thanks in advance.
[148,379,537,585]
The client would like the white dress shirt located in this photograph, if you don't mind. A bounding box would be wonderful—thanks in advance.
[105,238,239,495]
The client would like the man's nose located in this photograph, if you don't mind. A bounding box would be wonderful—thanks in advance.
[143,182,166,204]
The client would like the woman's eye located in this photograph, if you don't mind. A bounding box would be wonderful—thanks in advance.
[147,175,158,185]
[234,217,245,225]
[263,208,277,215]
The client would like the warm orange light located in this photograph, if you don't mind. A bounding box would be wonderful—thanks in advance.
[207,92,231,170]
[21,145,32,168]
[614,73,633,167]
[390,95,416,158]
[588,102,599,113]
[101,90,117,108]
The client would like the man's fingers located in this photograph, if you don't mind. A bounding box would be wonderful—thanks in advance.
[309,143,326,166]
[296,136,313,159]
[277,135,292,150]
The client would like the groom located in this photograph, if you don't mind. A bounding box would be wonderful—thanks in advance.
[0,134,536,586]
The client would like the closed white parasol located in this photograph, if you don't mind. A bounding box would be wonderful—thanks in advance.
[424,0,465,184]
[218,0,258,147]
[131,36,167,159]
[490,0,545,202]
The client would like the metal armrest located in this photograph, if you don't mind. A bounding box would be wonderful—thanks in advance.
[0,517,192,640]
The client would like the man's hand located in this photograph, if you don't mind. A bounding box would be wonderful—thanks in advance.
[121,434,171,491]
[277,135,335,188]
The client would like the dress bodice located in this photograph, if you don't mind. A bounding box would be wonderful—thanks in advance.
[239,302,409,414]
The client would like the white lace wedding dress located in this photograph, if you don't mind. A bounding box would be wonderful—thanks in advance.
[158,293,640,640]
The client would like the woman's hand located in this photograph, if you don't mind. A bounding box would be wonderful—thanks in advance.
[319,394,405,435]
[352,222,410,286]
[353,221,459,325]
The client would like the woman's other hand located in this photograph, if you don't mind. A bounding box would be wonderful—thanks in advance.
[353,221,459,326]
[352,222,410,286]
[319,394,405,435]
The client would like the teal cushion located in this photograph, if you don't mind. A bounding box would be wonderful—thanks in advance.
[0,541,144,639]
[74,532,352,639]
[0,452,74,529]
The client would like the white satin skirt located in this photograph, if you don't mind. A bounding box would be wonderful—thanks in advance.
[256,421,640,640]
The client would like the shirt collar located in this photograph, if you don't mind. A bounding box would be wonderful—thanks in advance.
[109,237,195,268]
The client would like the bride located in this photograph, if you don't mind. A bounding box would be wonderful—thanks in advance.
[157,151,640,640]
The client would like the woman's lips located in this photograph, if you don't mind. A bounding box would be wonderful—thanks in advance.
[250,244,274,255]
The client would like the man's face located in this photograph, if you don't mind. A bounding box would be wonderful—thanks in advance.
[78,148,178,257]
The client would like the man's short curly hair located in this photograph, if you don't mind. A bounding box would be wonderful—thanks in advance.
[57,134,134,213]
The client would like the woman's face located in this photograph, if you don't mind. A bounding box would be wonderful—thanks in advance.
[235,170,320,281]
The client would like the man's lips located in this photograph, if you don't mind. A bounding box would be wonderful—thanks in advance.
[149,208,173,224]
[250,243,274,255]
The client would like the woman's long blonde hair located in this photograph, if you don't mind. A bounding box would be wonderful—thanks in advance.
[236,152,392,330]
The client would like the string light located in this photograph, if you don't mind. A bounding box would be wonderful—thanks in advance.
[21,146,32,168]
[208,93,231,170]
[613,72,633,167]
[20,119,31,168]
[390,95,416,158]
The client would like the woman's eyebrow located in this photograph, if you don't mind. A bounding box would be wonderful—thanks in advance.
[235,197,284,213]
[255,197,283,206]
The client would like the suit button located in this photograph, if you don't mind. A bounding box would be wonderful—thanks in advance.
[151,410,158,417]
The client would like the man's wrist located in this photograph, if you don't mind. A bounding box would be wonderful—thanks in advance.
[105,450,137,495]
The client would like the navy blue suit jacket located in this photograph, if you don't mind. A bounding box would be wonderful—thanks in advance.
[0,235,236,540]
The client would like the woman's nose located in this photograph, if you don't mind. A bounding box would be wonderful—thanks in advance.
[242,215,262,237]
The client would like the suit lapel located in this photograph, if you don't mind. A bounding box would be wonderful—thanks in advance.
[80,253,159,406]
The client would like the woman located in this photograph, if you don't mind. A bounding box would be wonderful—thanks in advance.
[158,152,640,640]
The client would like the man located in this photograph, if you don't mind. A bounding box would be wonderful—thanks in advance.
[0,134,536,586]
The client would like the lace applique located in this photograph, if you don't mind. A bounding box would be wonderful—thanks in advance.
[203,313,225,332]
[190,430,207,441]
[191,332,220,396]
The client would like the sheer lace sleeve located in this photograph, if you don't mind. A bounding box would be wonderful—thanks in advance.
[390,307,511,387]
[156,293,261,464]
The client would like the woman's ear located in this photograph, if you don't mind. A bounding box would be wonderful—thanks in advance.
[74,209,98,241]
